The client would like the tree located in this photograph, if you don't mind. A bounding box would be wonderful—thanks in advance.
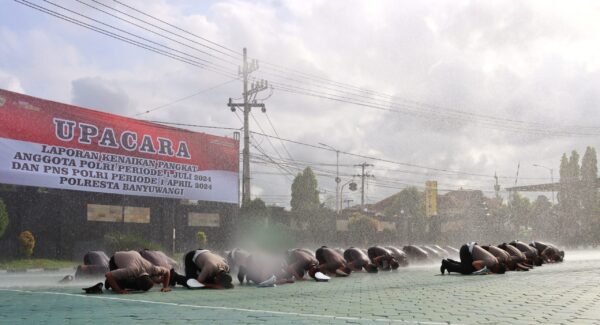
[347,213,379,246]
[240,198,270,225]
[290,167,320,212]
[0,199,8,239]
[197,231,207,248]
[581,146,598,243]
[19,231,35,258]
[384,187,425,218]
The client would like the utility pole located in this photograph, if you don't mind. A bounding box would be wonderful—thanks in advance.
[354,162,374,210]
[344,199,354,209]
[319,143,341,213]
[227,48,268,206]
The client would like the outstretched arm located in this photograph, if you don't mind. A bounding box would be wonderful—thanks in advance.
[105,272,127,294]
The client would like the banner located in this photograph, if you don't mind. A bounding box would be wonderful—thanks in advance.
[425,180,437,217]
[0,89,239,203]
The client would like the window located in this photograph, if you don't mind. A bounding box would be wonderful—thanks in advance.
[87,204,122,222]
[124,206,150,224]
[188,212,220,227]
[87,204,150,223]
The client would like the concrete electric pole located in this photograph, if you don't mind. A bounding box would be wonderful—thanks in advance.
[228,48,268,206]
[354,162,374,210]
[319,143,341,213]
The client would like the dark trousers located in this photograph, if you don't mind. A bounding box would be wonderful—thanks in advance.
[444,244,475,275]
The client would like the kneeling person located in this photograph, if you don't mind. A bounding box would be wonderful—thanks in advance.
[441,242,505,275]
[183,249,233,289]
[344,247,378,273]
[105,250,171,294]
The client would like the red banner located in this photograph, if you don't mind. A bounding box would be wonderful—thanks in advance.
[0,89,239,203]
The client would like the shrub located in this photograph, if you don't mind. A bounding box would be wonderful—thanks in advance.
[19,231,35,258]
[0,199,8,239]
[347,213,379,246]
[103,231,164,253]
[197,231,207,248]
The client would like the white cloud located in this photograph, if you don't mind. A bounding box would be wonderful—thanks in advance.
[2,0,600,207]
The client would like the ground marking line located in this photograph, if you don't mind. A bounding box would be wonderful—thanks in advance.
[0,289,458,324]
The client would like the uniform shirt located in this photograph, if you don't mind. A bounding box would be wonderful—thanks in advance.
[367,246,392,260]
[482,245,510,265]
[500,244,527,262]
[471,245,498,268]
[287,249,318,270]
[343,247,370,266]
[111,251,169,281]
[193,251,229,283]
[315,246,346,269]
[140,250,177,269]
[386,246,408,263]
[83,251,109,267]
[402,245,429,260]
[511,241,538,259]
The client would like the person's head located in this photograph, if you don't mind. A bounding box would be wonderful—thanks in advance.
[307,263,318,279]
[491,263,506,274]
[134,274,154,291]
[390,259,400,270]
[341,266,352,275]
[216,271,234,289]
[364,263,379,273]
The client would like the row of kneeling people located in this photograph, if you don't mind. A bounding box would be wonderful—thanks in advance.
[440,240,564,275]
[74,245,455,294]
[73,241,562,294]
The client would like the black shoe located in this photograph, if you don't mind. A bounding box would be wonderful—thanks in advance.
[83,282,103,294]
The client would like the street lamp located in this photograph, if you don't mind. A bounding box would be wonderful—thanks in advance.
[340,178,357,211]
[533,164,555,205]
[319,142,341,213]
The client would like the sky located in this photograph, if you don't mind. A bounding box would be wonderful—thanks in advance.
[1,0,600,208]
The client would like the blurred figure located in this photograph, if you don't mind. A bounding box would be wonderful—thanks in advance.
[432,245,450,258]
[344,247,378,273]
[105,250,171,294]
[385,246,409,267]
[421,246,445,260]
[239,253,293,286]
[440,242,506,275]
[181,249,233,289]
[315,246,352,277]
[74,251,110,279]
[402,245,429,262]
[367,246,400,270]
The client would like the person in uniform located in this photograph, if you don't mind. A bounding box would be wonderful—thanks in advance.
[105,250,171,294]
[440,242,506,275]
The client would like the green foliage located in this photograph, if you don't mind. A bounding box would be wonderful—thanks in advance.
[0,198,8,239]
[103,231,164,253]
[384,186,425,218]
[240,198,270,226]
[347,213,379,246]
[290,167,320,211]
[196,231,207,248]
[18,231,35,259]
[0,259,76,271]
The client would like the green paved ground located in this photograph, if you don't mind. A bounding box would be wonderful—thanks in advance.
[1,250,600,324]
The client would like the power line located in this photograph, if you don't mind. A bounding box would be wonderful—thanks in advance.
[24,0,600,137]
[133,78,239,116]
